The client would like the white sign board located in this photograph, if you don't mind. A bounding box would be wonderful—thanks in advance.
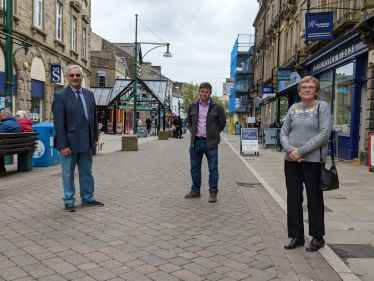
[247,117,256,124]
[241,128,259,153]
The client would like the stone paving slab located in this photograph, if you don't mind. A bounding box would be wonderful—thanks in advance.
[0,136,343,280]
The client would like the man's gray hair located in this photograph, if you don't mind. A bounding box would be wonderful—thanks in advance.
[2,109,13,117]
[66,65,83,76]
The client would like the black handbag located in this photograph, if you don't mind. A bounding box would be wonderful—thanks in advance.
[318,103,339,191]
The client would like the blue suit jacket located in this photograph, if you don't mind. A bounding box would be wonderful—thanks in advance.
[52,86,98,153]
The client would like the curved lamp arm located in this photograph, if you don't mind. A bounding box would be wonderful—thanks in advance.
[142,45,163,59]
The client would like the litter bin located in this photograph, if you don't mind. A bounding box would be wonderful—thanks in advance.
[32,122,60,167]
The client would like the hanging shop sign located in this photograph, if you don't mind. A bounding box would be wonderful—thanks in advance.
[278,68,292,80]
[278,72,302,92]
[50,64,62,83]
[262,86,273,98]
[305,12,334,41]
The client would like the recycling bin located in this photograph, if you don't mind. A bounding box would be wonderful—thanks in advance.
[32,122,60,167]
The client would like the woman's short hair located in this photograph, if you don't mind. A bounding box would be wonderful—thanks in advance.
[297,76,320,93]
[16,110,27,119]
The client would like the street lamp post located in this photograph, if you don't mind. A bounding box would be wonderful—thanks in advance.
[178,98,180,116]
[132,14,172,135]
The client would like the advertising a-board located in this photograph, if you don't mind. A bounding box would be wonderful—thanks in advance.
[241,128,259,154]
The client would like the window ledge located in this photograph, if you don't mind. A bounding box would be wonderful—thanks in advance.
[54,39,65,50]
[31,25,47,40]
[70,0,82,13]
[70,49,79,57]
[81,57,87,63]
[13,14,20,25]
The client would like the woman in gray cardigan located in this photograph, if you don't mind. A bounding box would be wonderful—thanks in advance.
[280,76,332,252]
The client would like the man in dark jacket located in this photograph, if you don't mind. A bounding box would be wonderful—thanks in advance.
[185,82,226,203]
[173,116,183,139]
[52,65,103,212]
[0,109,21,133]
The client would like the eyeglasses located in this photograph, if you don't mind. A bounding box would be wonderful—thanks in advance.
[69,74,81,78]
[300,86,316,91]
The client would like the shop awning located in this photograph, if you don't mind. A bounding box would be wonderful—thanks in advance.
[276,84,298,97]
[91,78,169,107]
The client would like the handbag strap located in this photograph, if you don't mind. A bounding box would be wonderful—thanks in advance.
[318,102,335,165]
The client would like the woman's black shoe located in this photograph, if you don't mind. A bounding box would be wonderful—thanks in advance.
[284,238,305,250]
[306,237,325,252]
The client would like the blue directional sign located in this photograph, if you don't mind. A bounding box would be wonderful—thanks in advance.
[262,86,272,94]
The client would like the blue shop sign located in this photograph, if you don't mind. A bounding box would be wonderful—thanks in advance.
[336,85,349,93]
[262,86,272,94]
[278,69,291,80]
[50,63,62,83]
[278,72,301,92]
[305,12,334,41]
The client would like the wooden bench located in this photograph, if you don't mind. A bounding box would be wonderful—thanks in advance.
[0,132,39,173]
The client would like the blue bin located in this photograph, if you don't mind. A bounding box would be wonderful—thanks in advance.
[32,122,60,167]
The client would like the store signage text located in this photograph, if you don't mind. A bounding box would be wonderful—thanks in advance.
[312,44,356,71]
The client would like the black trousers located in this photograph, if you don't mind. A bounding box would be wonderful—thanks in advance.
[284,160,325,238]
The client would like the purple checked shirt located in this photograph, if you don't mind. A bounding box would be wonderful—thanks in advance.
[196,99,210,138]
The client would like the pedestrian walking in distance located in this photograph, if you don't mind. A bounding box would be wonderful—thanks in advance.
[280,76,332,251]
[146,117,152,134]
[185,82,226,202]
[173,115,183,139]
[52,65,104,212]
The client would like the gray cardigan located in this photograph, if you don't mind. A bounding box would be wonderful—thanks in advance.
[280,101,332,162]
[187,99,226,149]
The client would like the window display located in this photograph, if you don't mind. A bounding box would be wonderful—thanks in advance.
[333,63,353,134]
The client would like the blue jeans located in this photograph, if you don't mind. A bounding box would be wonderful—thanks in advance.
[60,149,95,204]
[190,138,219,192]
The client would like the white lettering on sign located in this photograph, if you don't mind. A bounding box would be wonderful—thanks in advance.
[51,66,60,82]
[308,20,330,29]
[313,44,356,71]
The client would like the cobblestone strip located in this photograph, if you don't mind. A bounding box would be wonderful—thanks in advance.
[0,138,341,280]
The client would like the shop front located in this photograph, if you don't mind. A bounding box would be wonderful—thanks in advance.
[302,31,368,160]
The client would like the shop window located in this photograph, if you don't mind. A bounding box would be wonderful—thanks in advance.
[279,97,288,123]
[319,71,333,109]
[333,63,353,134]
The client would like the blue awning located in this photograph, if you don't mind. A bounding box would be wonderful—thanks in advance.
[31,79,45,98]
[276,84,298,97]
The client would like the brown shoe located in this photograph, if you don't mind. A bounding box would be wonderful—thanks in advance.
[184,191,201,198]
[209,189,218,203]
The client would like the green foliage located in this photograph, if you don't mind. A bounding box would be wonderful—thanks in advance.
[181,82,199,115]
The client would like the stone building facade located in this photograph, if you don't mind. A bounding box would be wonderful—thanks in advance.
[90,32,130,88]
[0,0,91,123]
[252,0,373,161]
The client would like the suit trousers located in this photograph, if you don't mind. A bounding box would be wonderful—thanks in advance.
[60,149,95,204]
[284,160,325,238]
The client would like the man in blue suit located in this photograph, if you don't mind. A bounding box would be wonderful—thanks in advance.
[52,65,103,212]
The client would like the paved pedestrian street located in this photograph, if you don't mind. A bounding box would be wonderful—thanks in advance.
[0,135,351,281]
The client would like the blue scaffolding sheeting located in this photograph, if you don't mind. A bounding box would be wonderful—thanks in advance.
[228,34,255,113]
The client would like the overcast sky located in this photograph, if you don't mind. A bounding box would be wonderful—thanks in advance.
[91,0,258,96]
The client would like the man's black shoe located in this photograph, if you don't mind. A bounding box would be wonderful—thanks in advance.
[284,238,305,250]
[306,237,325,252]
[65,203,75,212]
[82,200,104,207]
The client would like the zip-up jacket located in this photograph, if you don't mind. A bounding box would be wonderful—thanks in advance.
[187,98,226,149]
